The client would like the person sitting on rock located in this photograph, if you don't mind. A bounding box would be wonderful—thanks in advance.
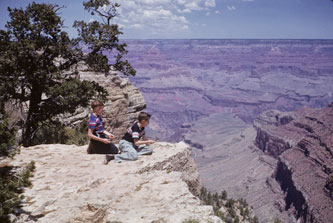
[105,111,155,164]
[87,100,119,163]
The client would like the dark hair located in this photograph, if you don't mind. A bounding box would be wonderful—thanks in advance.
[91,100,104,109]
[138,111,151,122]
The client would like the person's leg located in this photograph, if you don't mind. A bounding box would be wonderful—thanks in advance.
[88,139,119,154]
[108,142,119,154]
[87,141,95,154]
[136,145,153,155]
[114,140,139,163]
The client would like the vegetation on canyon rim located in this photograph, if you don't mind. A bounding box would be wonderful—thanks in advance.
[0,1,134,222]
[0,0,135,147]
[200,187,260,223]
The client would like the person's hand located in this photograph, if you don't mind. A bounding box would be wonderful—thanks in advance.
[102,138,111,144]
[108,133,114,139]
[147,140,156,145]
[106,133,114,139]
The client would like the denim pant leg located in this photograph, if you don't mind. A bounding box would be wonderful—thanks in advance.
[114,140,138,163]
[137,145,153,155]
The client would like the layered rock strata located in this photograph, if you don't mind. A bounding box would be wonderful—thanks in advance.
[4,142,223,223]
[184,113,290,222]
[62,63,146,142]
[254,106,333,223]
[120,39,333,141]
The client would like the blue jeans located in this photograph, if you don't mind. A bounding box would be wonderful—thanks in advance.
[114,140,152,163]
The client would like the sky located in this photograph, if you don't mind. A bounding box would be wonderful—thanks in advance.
[0,0,333,39]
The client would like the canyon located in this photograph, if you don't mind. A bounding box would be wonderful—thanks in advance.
[121,39,333,142]
[116,40,333,222]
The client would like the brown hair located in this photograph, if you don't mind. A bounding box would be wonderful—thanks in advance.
[91,100,104,109]
[138,111,151,122]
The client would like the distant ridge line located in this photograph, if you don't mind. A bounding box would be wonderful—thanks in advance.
[121,39,333,44]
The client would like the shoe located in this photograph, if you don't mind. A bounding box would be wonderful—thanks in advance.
[103,155,114,165]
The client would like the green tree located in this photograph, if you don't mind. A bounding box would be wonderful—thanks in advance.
[0,103,17,157]
[221,190,228,200]
[0,0,135,146]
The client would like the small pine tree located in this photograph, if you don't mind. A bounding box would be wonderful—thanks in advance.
[226,198,235,208]
[200,187,207,200]
[207,191,212,205]
[244,207,249,218]
[252,216,259,223]
[234,216,240,223]
[221,190,228,200]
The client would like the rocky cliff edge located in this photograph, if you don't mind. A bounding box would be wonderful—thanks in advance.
[4,142,222,223]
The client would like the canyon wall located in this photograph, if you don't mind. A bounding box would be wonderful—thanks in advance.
[254,106,333,223]
[183,113,290,222]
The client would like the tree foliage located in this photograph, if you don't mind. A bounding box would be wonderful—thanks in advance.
[0,1,135,147]
[0,161,35,223]
[0,103,17,157]
[200,187,259,222]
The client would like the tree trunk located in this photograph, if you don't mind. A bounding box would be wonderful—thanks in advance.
[22,84,42,147]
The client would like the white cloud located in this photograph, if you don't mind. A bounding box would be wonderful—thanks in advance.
[177,8,192,13]
[215,10,220,14]
[185,2,203,11]
[130,24,143,29]
[205,0,216,8]
[110,0,216,37]
[227,5,236,11]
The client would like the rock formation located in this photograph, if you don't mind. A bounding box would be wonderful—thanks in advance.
[254,106,333,223]
[4,142,223,223]
[62,63,146,142]
[184,113,290,222]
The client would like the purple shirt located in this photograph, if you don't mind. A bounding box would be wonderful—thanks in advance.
[88,113,104,133]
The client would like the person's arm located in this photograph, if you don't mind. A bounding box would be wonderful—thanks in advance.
[103,130,114,139]
[133,137,155,146]
[88,128,110,144]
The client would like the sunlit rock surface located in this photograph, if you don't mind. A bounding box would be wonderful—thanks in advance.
[4,142,223,223]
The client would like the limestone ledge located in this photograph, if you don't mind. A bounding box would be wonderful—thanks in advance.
[5,142,222,223]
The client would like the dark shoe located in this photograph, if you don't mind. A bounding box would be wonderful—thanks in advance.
[103,155,114,165]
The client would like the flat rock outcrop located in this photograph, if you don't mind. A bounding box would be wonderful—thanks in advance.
[4,142,222,223]
[254,106,333,222]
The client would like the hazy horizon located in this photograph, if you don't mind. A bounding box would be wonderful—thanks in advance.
[1,0,333,39]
